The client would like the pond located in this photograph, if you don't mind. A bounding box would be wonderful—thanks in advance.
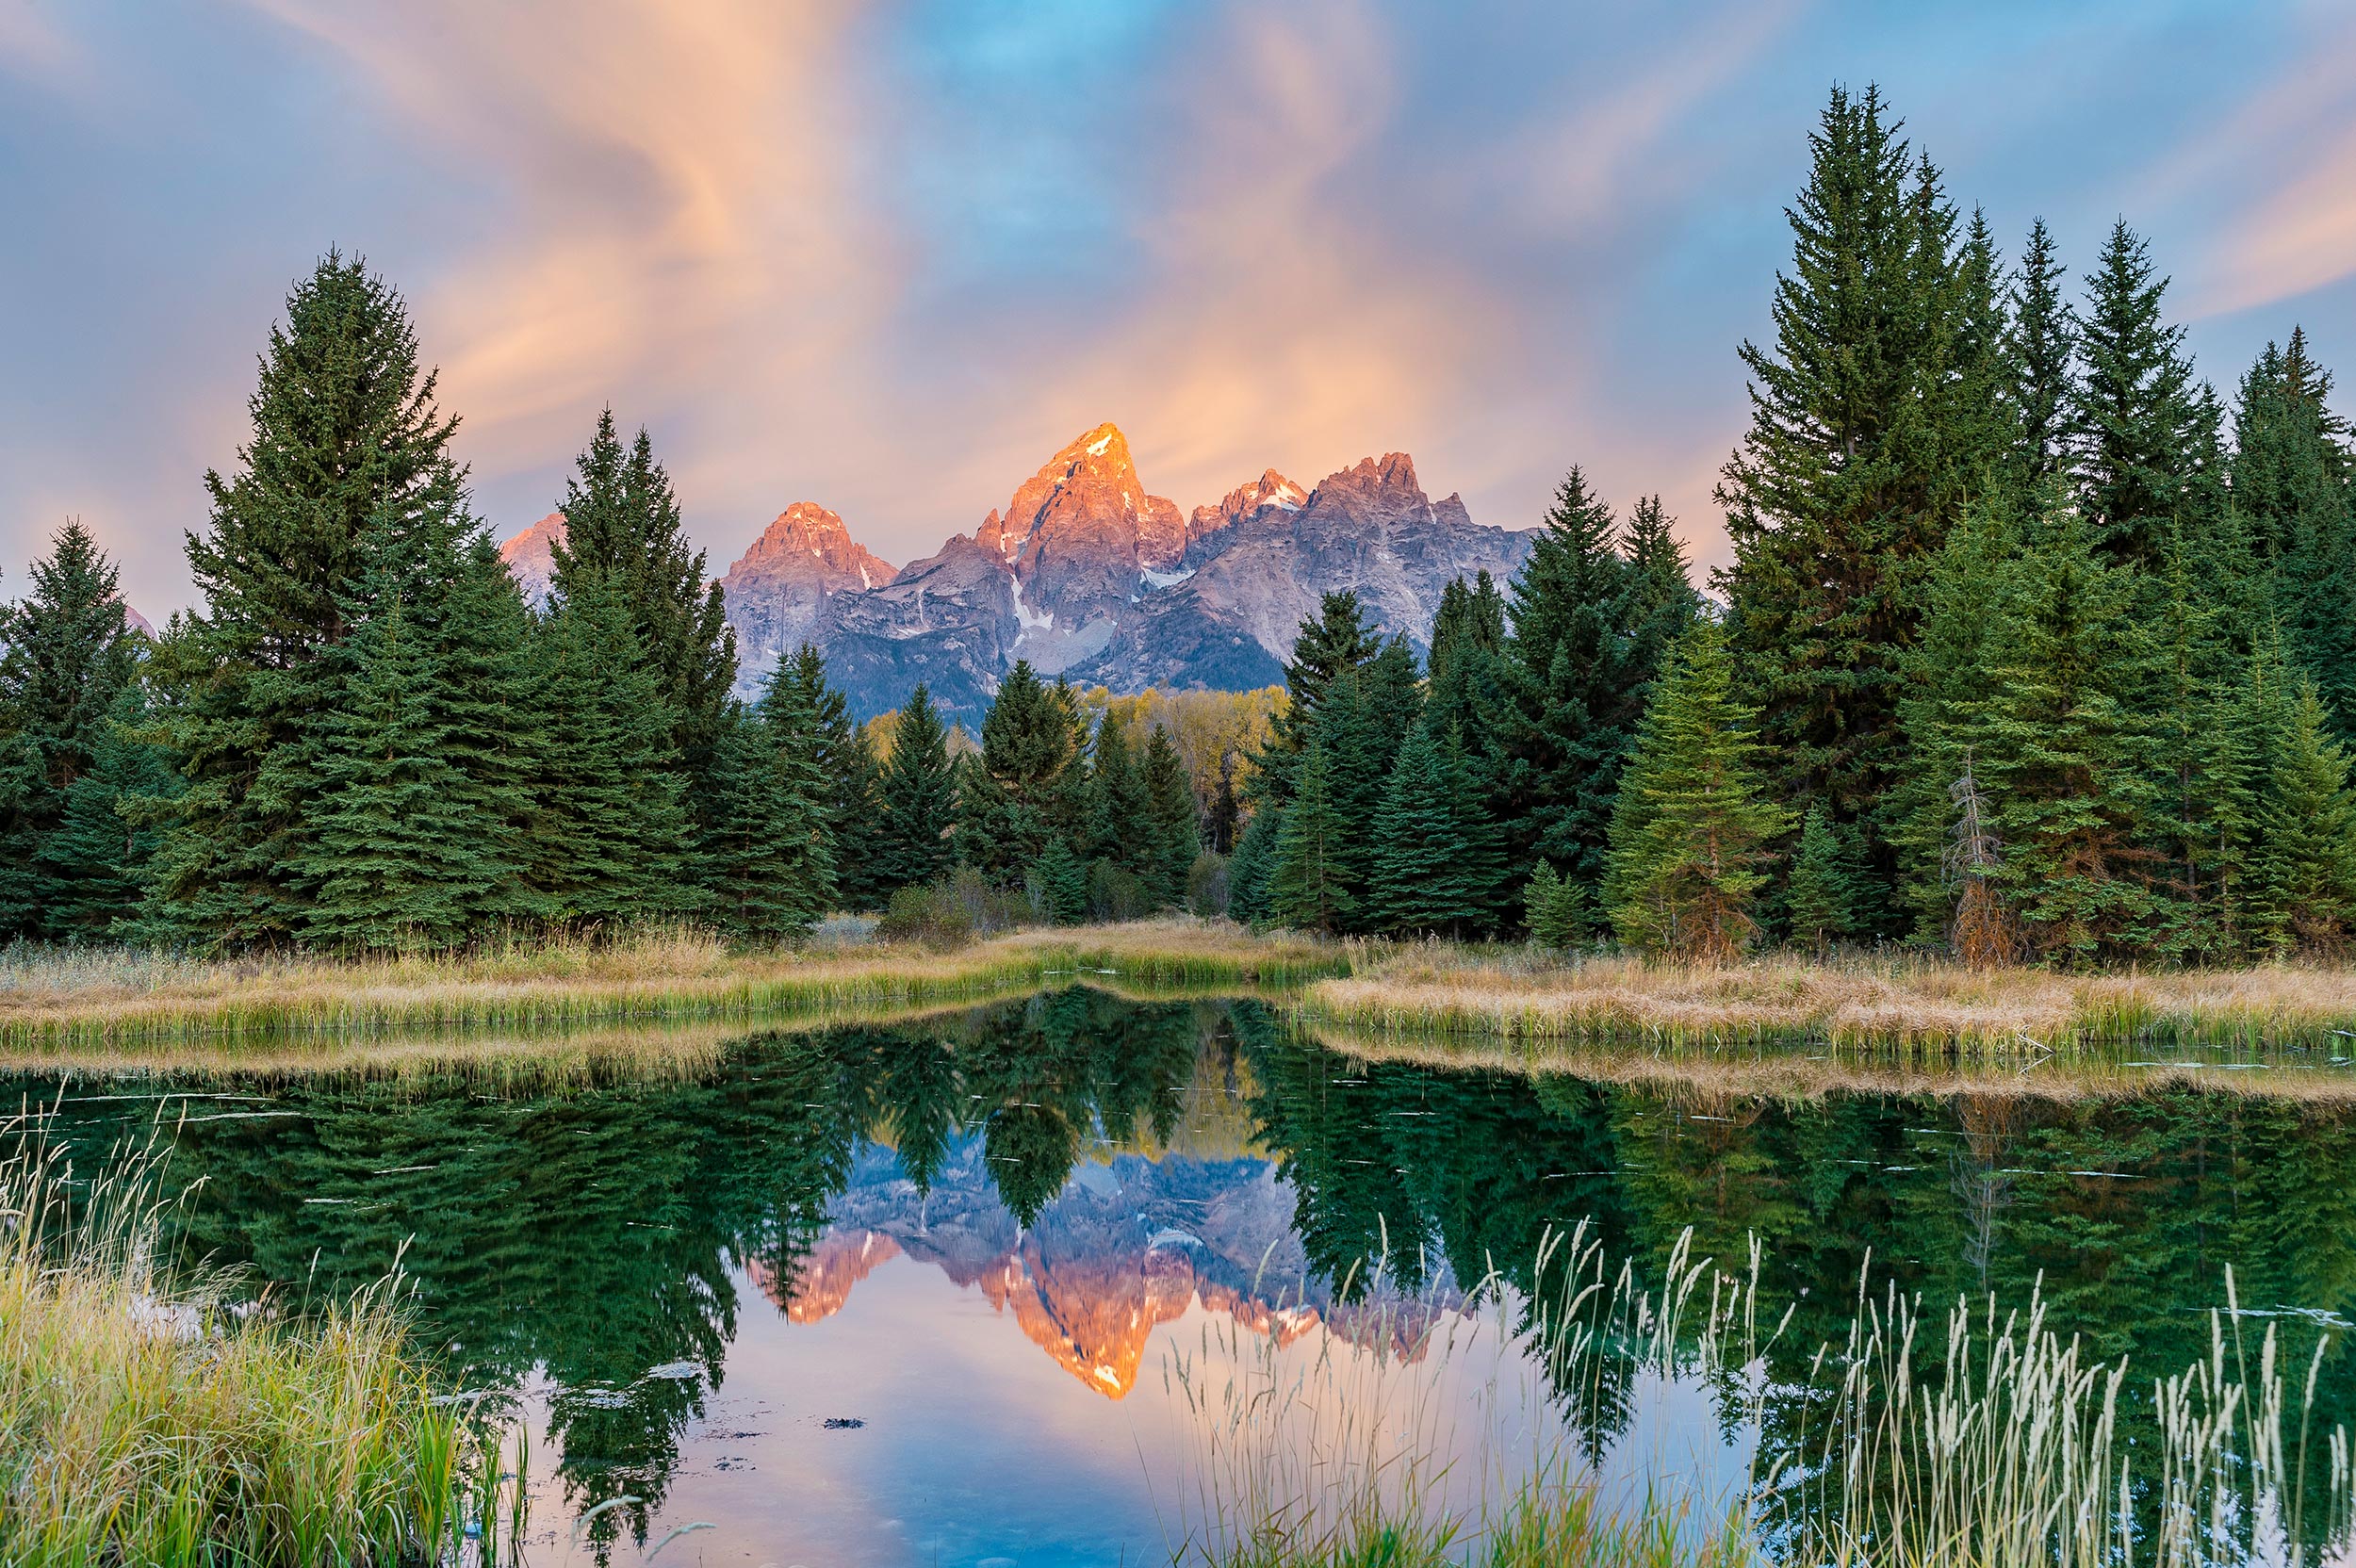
[9,986,2356,1565]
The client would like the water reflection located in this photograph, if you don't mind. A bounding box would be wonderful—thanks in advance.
[9,988,2356,1562]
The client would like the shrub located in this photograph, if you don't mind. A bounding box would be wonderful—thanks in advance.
[1088,858,1153,923]
[1187,852,1232,918]
[875,865,1034,946]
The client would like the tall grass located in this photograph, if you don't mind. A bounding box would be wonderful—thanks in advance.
[0,919,1347,1053]
[0,1119,525,1565]
[1303,947,2356,1054]
[1168,1226,2352,1568]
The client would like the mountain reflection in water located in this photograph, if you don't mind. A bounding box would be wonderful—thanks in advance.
[8,985,2356,1566]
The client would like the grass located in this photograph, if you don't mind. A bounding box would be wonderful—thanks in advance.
[0,1121,524,1565]
[1170,1226,2353,1568]
[0,919,1346,1054]
[1298,1021,2356,1103]
[1300,945,2356,1055]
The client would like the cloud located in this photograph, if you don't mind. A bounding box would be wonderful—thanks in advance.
[2134,12,2356,318]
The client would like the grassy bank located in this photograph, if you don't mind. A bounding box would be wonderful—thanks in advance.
[0,1133,521,1565]
[0,920,1344,1052]
[1301,946,2356,1054]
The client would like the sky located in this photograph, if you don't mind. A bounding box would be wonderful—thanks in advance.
[5,0,2356,618]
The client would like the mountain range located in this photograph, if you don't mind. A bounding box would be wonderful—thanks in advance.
[499,424,1537,722]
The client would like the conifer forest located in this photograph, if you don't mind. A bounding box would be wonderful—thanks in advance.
[6,85,2356,972]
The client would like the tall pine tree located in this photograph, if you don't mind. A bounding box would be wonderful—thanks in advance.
[874,683,957,894]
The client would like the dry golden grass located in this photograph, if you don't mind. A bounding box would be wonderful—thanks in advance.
[1298,1021,2356,1104]
[1301,946,2356,1055]
[0,919,1344,1054]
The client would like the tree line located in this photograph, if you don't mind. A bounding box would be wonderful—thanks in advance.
[1229,84,2356,965]
[7,85,2356,965]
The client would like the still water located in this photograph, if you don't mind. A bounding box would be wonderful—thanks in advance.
[10,987,2356,1564]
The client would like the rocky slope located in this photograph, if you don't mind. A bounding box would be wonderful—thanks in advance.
[499,511,566,608]
[715,502,896,690]
[1067,452,1535,694]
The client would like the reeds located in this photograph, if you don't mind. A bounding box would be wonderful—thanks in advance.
[0,919,1347,1053]
[1302,947,2356,1054]
[0,1119,524,1565]
[1169,1226,2352,1568]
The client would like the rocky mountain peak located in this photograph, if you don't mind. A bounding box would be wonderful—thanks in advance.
[734,501,894,588]
[499,512,567,607]
[1187,467,1307,548]
[718,501,899,691]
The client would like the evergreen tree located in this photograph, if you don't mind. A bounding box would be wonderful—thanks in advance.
[1225,803,1281,924]
[1252,592,1382,806]
[1266,741,1353,934]
[1139,725,1201,907]
[1085,711,1150,868]
[2070,220,2206,570]
[1603,621,1792,958]
[698,700,832,941]
[1891,495,2026,939]
[1497,474,1696,905]
[1963,512,2166,964]
[0,521,143,934]
[521,580,698,927]
[548,411,737,762]
[1365,723,1502,936]
[2250,679,2356,954]
[150,253,465,949]
[288,443,540,949]
[1714,88,1983,931]
[1521,863,1590,949]
[2004,218,2075,482]
[2234,330,2356,735]
[874,683,957,893]
[1033,837,1088,926]
[956,661,1084,883]
[291,589,503,953]
[775,645,875,910]
[34,680,176,941]
[1785,803,1858,954]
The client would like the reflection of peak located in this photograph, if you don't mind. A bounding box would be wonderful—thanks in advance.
[749,1138,1461,1398]
[748,1228,902,1326]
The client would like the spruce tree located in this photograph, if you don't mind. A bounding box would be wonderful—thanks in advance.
[1521,863,1590,949]
[291,591,501,953]
[2250,679,2356,954]
[1785,803,1857,954]
[34,680,176,941]
[2070,220,2206,571]
[1714,88,1980,934]
[0,521,143,935]
[149,253,464,948]
[1963,511,2166,964]
[1603,621,1792,958]
[1252,592,1382,806]
[1497,474,1696,908]
[1365,723,1502,936]
[548,411,737,763]
[521,580,698,927]
[2004,218,2075,482]
[1033,837,1088,925]
[956,661,1084,883]
[874,683,957,894]
[699,701,831,941]
[1266,741,1353,934]
[775,645,876,910]
[1139,725,1200,907]
[1085,711,1150,868]
[1225,803,1281,923]
[2234,330,2356,735]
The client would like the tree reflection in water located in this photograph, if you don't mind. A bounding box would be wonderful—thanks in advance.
[8,988,2355,1559]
